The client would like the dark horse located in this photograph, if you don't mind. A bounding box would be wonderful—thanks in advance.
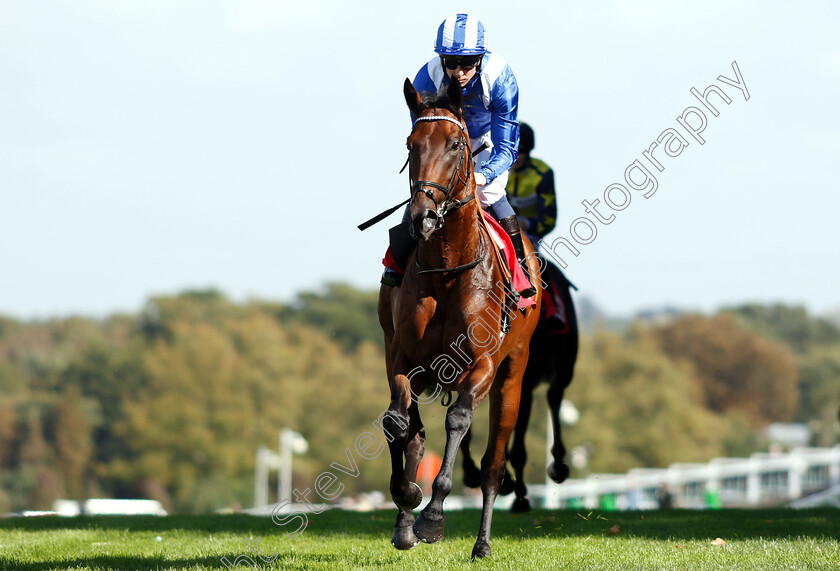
[460,260,579,511]
[377,78,541,559]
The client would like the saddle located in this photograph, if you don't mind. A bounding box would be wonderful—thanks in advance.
[538,257,577,336]
[477,211,537,334]
[479,210,536,310]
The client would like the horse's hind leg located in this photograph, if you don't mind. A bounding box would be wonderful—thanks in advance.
[546,380,570,483]
[509,376,534,512]
[459,428,482,488]
[473,368,522,559]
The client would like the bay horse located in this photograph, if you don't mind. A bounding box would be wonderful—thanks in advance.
[377,77,541,559]
[460,260,579,511]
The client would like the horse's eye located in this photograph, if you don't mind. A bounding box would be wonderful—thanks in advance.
[450,140,460,151]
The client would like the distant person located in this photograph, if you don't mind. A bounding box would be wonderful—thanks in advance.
[505,122,570,329]
[505,122,557,245]
[381,13,536,297]
[657,484,673,509]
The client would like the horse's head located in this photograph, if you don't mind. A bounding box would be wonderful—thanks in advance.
[403,78,473,242]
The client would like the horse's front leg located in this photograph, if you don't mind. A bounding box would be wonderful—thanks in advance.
[392,407,425,550]
[413,358,494,544]
[472,361,523,559]
[385,364,426,514]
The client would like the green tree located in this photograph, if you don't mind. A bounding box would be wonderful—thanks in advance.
[653,314,799,425]
[51,386,93,498]
[725,304,840,353]
[0,401,16,469]
[564,327,729,474]
[278,283,383,352]
[797,345,840,445]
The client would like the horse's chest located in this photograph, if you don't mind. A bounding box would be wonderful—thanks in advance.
[397,300,460,361]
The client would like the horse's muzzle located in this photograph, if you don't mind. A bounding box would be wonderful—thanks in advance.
[409,209,439,241]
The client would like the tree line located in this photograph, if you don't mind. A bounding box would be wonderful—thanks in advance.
[0,284,837,513]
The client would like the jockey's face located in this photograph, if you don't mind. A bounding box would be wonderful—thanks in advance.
[441,54,481,87]
[446,65,477,87]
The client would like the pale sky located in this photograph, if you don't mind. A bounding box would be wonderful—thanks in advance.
[1,1,838,320]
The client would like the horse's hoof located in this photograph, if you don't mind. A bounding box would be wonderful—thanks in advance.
[393,482,423,511]
[412,512,444,544]
[391,510,419,550]
[499,473,515,496]
[547,461,570,484]
[471,541,492,559]
[511,497,531,513]
[463,466,481,488]
[392,525,419,550]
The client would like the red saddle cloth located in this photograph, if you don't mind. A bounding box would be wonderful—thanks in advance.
[480,211,536,310]
[382,212,537,310]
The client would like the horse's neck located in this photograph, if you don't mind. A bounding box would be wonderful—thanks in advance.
[416,204,483,273]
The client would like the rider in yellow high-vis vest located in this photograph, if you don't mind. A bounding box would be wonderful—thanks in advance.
[506,122,571,330]
[505,122,557,244]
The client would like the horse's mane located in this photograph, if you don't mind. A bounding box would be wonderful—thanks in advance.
[418,91,461,118]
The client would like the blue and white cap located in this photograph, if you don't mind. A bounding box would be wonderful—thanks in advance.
[434,14,487,56]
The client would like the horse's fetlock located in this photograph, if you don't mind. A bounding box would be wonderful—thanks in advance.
[432,475,453,496]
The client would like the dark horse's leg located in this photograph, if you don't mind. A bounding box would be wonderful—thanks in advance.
[508,371,535,512]
[546,378,570,484]
[459,428,482,488]
[546,269,578,484]
[461,428,514,494]
[384,363,427,549]
[472,360,522,559]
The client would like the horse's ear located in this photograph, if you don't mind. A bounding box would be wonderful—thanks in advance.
[446,77,462,115]
[404,78,422,116]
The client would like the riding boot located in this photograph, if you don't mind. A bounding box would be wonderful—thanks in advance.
[498,215,537,298]
[381,219,414,288]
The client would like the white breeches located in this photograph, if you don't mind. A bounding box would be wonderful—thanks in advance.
[471,130,509,208]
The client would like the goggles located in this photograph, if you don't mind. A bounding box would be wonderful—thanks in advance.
[440,55,482,71]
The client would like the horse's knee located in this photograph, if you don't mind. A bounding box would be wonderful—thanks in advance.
[445,403,472,435]
[382,410,409,443]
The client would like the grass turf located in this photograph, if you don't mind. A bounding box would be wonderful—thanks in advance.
[1,508,838,570]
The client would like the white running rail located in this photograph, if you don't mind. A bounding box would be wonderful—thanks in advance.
[539,446,840,510]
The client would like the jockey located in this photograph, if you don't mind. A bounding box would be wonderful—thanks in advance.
[506,122,571,329]
[382,13,536,298]
[506,122,557,245]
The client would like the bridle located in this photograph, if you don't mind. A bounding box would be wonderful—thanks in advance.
[404,114,476,230]
[404,113,486,275]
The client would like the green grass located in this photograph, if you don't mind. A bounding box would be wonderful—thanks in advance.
[1,508,838,570]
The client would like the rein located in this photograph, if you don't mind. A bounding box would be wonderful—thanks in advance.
[416,232,487,275]
[357,111,488,277]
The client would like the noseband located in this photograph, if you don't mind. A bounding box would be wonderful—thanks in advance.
[407,115,476,229]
